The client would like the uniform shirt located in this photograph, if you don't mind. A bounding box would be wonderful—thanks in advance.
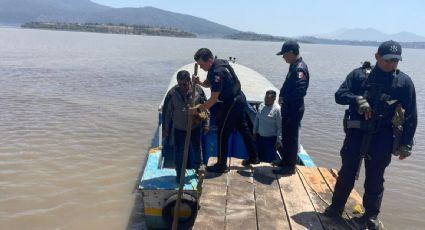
[162,85,208,132]
[207,59,241,104]
[335,65,417,145]
[253,102,282,137]
[279,57,310,103]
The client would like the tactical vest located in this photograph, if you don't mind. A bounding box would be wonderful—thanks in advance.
[345,64,401,133]
[212,59,242,101]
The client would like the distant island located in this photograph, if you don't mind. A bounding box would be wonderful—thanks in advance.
[224,31,425,50]
[224,32,289,42]
[299,36,425,50]
[224,31,311,44]
[19,22,425,50]
[21,22,197,38]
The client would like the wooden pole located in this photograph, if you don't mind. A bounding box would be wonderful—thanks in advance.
[172,64,198,230]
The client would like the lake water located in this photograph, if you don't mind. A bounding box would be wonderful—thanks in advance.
[0,27,423,230]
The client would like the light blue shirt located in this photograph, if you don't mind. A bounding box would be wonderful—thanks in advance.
[253,103,281,138]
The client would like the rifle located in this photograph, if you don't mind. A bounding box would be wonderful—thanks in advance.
[355,126,374,180]
[354,100,399,180]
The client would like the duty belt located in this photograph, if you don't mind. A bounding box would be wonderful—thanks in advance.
[346,120,362,129]
[346,120,375,131]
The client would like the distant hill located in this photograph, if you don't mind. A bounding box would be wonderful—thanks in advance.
[316,28,425,42]
[85,7,238,37]
[299,36,425,50]
[0,0,108,25]
[0,0,239,37]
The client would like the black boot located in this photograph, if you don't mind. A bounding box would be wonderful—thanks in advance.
[323,205,344,217]
[206,163,228,173]
[364,215,381,230]
[271,158,283,166]
[241,157,260,166]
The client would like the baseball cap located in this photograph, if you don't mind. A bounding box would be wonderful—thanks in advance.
[276,40,299,55]
[378,40,402,61]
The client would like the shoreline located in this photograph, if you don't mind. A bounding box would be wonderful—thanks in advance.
[21,22,197,38]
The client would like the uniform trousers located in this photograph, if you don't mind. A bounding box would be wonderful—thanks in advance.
[331,127,393,217]
[216,96,257,165]
[280,102,304,168]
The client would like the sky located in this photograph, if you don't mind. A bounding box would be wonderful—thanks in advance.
[90,0,425,37]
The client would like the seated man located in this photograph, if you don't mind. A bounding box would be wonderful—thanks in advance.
[162,70,209,182]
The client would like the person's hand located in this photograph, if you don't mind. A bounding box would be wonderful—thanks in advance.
[192,74,200,85]
[394,145,412,160]
[189,104,201,115]
[275,140,283,149]
[356,96,372,120]
[202,125,209,135]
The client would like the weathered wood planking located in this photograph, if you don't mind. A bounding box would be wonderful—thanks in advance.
[318,168,364,219]
[192,157,228,230]
[194,160,377,230]
[253,163,290,229]
[225,158,257,230]
[278,167,324,230]
[330,168,363,207]
[297,167,352,230]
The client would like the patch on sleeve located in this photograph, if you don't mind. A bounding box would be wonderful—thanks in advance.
[297,71,305,79]
[215,75,221,83]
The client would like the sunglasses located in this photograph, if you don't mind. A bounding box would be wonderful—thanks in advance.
[384,58,400,63]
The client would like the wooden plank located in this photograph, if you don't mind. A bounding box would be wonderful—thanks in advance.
[225,158,257,230]
[318,168,364,230]
[278,166,323,230]
[253,163,290,229]
[192,157,228,230]
[330,169,363,206]
[319,168,364,218]
[297,167,352,230]
[193,192,227,230]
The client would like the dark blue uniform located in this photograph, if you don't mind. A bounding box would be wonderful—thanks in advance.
[332,65,417,218]
[279,57,309,168]
[208,59,257,165]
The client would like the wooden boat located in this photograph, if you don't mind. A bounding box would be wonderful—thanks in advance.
[138,59,317,229]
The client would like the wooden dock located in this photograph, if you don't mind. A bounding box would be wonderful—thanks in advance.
[193,157,375,230]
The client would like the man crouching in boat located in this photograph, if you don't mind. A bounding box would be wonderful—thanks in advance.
[163,70,209,183]
[189,48,259,173]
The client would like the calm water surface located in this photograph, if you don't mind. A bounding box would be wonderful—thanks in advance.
[0,28,423,229]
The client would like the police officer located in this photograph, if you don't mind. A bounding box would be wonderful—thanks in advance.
[324,40,417,230]
[273,40,310,175]
[190,48,259,173]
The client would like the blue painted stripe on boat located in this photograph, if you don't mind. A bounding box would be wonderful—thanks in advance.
[144,215,168,229]
[298,145,317,167]
[139,149,198,190]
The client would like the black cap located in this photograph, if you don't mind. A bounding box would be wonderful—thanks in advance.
[276,40,299,55]
[378,40,402,61]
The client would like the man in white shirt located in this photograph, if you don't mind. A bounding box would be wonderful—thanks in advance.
[253,90,282,162]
